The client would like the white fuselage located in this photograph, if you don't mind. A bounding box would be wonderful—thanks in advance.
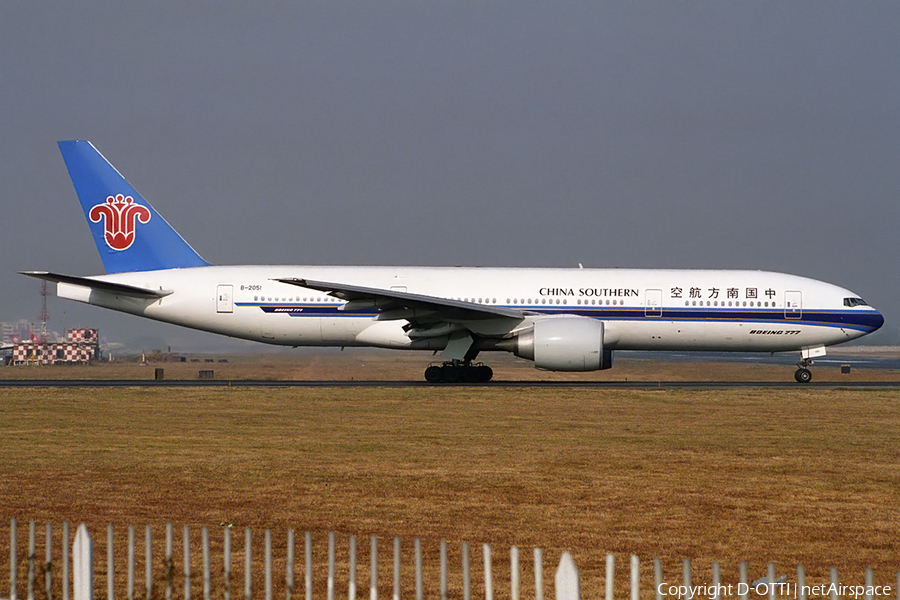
[57,265,881,354]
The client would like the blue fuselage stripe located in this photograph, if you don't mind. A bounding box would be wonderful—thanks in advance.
[236,303,881,333]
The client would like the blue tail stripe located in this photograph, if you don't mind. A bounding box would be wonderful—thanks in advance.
[58,140,210,273]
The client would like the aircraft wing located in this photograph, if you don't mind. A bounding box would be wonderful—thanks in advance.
[273,277,525,324]
[20,271,173,299]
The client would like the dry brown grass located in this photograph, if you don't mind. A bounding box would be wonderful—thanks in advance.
[1,354,899,599]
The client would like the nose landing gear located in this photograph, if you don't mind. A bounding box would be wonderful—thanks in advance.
[424,360,493,383]
[794,359,813,383]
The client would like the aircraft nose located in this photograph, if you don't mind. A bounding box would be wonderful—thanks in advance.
[872,309,885,332]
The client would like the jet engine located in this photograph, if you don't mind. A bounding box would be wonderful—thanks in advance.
[502,316,612,371]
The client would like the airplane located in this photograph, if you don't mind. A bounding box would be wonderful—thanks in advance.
[21,140,884,383]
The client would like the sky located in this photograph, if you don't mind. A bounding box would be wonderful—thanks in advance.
[2,2,898,352]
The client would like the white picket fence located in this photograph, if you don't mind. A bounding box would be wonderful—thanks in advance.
[3,519,579,600]
[5,519,900,600]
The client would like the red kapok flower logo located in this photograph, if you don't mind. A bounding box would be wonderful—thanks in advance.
[89,194,151,251]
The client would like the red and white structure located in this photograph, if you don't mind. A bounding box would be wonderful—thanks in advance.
[12,329,100,365]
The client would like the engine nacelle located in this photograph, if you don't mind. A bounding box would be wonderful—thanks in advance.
[509,316,612,371]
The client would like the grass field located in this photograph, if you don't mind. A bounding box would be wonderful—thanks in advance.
[1,358,899,599]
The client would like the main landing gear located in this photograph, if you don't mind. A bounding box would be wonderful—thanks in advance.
[424,360,493,383]
[794,359,813,383]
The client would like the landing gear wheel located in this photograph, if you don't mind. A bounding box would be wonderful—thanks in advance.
[441,364,461,383]
[424,365,443,383]
[794,368,812,383]
[462,366,481,383]
[422,362,493,383]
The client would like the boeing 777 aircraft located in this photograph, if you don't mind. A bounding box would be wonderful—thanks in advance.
[22,141,884,383]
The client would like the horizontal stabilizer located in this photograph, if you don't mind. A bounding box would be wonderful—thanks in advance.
[19,271,173,298]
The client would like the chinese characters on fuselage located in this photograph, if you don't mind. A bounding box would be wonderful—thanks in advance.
[537,287,778,299]
[670,287,776,300]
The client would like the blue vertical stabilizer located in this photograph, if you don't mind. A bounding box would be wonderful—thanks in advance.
[58,140,210,273]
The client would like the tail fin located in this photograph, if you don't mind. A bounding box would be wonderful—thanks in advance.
[58,140,210,273]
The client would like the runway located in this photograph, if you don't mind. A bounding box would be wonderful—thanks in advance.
[2,379,900,389]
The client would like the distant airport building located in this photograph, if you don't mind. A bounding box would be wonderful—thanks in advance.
[10,328,100,366]
[2,320,36,346]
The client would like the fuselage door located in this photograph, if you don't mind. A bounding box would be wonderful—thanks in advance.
[645,289,663,317]
[217,284,234,314]
[785,290,802,320]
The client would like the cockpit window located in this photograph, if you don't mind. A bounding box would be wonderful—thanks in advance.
[844,297,868,307]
